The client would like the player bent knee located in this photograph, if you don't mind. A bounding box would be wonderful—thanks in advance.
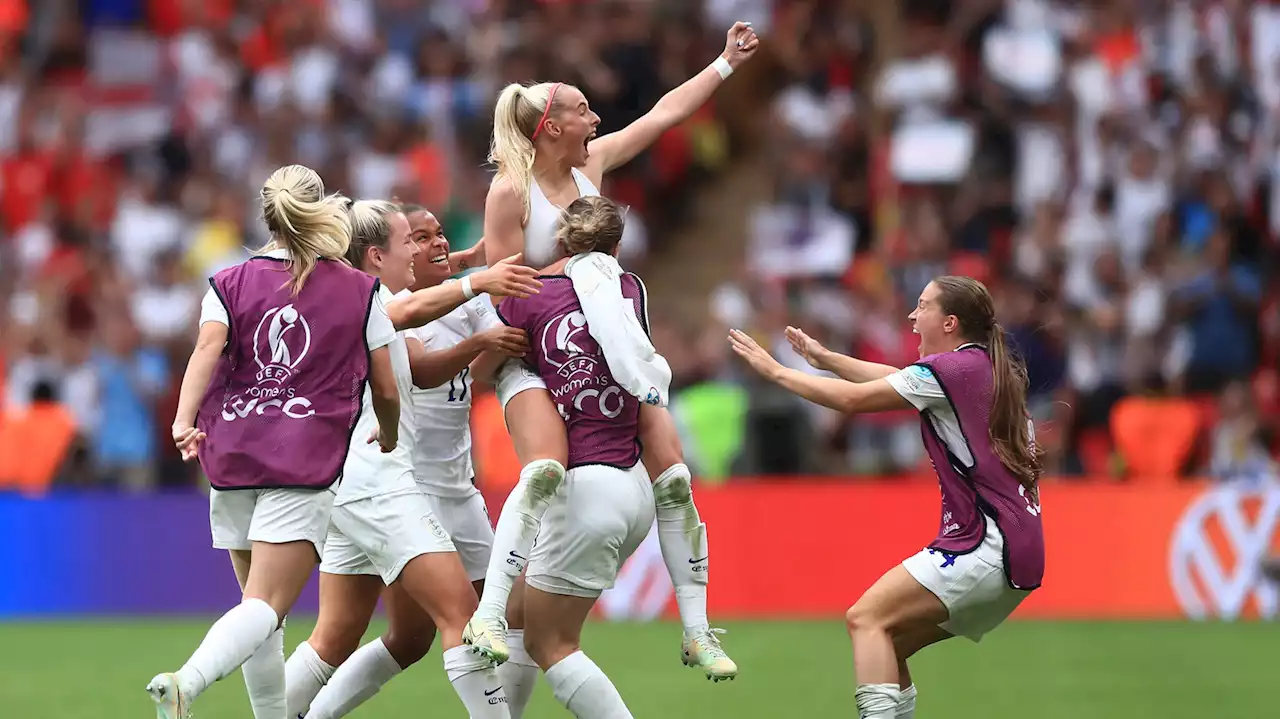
[380,583,439,667]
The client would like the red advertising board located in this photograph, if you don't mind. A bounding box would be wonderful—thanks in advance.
[546,480,1280,621]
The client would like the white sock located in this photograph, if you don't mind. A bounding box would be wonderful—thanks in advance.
[174,598,279,701]
[242,624,286,719]
[545,650,633,719]
[444,645,508,718]
[476,459,565,618]
[306,638,402,719]
[652,464,710,635]
[499,629,541,718]
[896,684,917,718]
[855,683,902,719]
[284,641,337,719]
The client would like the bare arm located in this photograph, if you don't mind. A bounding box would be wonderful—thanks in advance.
[171,321,228,461]
[585,22,759,178]
[784,326,899,382]
[368,345,400,450]
[173,322,227,431]
[387,283,471,331]
[387,259,542,330]
[408,335,484,390]
[818,353,901,383]
[729,329,912,415]
[449,239,485,273]
[470,349,513,385]
[484,178,528,267]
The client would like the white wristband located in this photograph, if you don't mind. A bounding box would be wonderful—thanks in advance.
[712,56,733,80]
[461,275,476,300]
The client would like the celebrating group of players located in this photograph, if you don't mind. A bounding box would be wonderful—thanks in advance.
[148,19,1046,719]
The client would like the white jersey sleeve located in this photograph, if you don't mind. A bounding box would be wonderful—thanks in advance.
[885,364,948,413]
[199,287,229,327]
[366,288,396,351]
[468,293,503,332]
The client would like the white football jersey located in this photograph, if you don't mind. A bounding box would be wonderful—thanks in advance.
[400,286,502,497]
[337,285,418,505]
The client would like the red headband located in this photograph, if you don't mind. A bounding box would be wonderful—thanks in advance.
[530,83,563,141]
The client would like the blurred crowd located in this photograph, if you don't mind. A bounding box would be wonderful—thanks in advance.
[674,0,1279,483]
[0,0,735,492]
[3,0,1278,493]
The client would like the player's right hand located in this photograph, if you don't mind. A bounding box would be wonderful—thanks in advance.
[368,426,397,453]
[172,424,206,462]
[784,326,829,370]
[474,254,542,299]
[478,326,531,357]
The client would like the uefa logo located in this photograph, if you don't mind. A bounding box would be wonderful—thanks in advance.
[253,304,312,384]
[1169,484,1280,620]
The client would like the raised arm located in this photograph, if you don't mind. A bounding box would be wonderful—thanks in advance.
[729,329,912,415]
[585,22,759,178]
[785,326,899,382]
[387,256,542,330]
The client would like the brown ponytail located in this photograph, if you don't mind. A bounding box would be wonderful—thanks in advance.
[932,276,1043,495]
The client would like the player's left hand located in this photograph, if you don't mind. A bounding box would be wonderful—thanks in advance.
[728,328,783,380]
[721,21,760,69]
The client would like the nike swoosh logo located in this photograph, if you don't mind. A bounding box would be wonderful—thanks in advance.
[509,551,527,561]
[484,687,504,697]
[689,556,708,564]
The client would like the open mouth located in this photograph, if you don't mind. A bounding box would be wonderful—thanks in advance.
[429,253,448,266]
[584,131,596,154]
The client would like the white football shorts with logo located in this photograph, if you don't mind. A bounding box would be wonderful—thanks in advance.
[495,358,547,411]
[901,512,1032,642]
[320,486,456,585]
[210,487,334,558]
[526,462,656,598]
[422,490,493,582]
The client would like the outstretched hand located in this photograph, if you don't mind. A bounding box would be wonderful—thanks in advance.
[474,254,542,299]
[728,328,783,381]
[784,326,829,370]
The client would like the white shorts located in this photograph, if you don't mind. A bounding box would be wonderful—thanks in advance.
[526,462,655,598]
[320,489,456,585]
[422,490,493,582]
[496,359,547,411]
[210,487,334,557]
[901,513,1031,642]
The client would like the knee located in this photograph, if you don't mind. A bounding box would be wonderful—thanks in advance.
[308,624,363,666]
[522,459,565,504]
[845,601,889,636]
[382,629,433,667]
[652,463,691,506]
[522,628,575,671]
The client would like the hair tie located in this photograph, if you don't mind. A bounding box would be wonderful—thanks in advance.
[530,83,563,141]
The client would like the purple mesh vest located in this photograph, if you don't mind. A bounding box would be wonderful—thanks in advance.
[197,257,378,490]
[916,346,1046,590]
[498,273,646,470]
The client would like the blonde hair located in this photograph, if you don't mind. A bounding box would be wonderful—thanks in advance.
[556,196,625,256]
[489,82,568,223]
[259,164,352,295]
[344,200,401,271]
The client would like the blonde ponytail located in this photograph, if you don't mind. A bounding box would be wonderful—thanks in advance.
[259,164,352,295]
[488,82,564,223]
